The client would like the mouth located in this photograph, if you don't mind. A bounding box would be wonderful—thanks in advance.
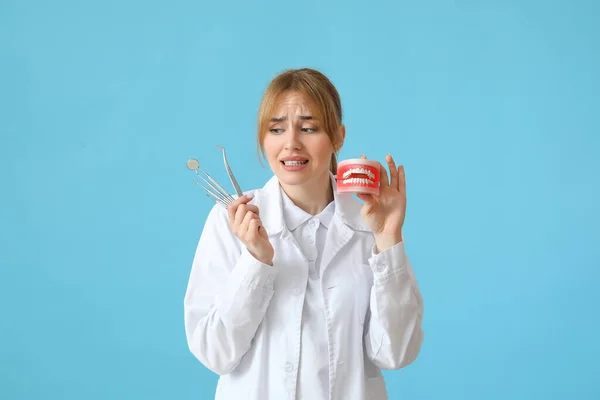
[280,160,309,167]
[280,157,309,171]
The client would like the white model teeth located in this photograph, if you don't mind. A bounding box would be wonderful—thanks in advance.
[342,167,375,179]
[283,160,307,166]
[342,178,375,185]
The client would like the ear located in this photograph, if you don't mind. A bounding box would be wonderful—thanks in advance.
[335,124,346,151]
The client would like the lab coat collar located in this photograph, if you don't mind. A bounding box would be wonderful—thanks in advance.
[256,172,371,237]
[279,187,335,231]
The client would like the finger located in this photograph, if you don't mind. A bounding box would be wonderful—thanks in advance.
[378,161,389,187]
[239,210,258,238]
[232,194,253,207]
[235,204,249,227]
[257,222,268,238]
[244,217,262,245]
[386,154,398,190]
[245,219,262,244]
[398,164,406,194]
[361,154,366,159]
[244,204,260,216]
[227,202,236,228]
[227,195,254,221]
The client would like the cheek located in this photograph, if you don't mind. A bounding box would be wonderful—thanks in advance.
[313,136,334,160]
[262,137,279,161]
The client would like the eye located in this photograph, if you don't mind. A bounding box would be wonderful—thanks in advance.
[301,127,318,133]
[269,128,284,134]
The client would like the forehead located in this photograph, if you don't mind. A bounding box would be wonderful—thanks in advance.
[272,91,318,115]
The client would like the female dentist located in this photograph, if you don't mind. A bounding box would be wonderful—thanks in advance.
[184,68,424,400]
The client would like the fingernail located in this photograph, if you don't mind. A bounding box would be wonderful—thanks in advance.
[246,193,254,199]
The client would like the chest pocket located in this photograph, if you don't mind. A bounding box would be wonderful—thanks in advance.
[351,263,374,326]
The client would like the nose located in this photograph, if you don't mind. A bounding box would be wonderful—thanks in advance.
[283,127,302,150]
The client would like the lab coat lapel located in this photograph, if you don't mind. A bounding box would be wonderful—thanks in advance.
[253,176,304,251]
[320,215,354,274]
[254,175,285,237]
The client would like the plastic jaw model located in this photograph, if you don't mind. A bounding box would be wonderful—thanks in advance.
[336,158,380,195]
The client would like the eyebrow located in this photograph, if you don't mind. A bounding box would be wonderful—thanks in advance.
[270,115,316,122]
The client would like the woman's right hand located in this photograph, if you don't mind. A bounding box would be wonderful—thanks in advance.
[227,194,274,266]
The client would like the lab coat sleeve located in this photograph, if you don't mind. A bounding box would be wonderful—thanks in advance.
[184,204,278,375]
[364,238,424,370]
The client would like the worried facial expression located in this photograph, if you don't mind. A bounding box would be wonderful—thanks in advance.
[263,91,342,188]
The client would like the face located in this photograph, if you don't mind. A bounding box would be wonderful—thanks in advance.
[263,91,343,190]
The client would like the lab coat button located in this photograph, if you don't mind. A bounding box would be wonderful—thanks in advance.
[377,262,387,272]
[284,362,293,372]
[308,256,315,262]
[293,288,302,295]
[266,277,273,285]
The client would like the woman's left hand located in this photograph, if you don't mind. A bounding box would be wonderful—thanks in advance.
[356,154,406,252]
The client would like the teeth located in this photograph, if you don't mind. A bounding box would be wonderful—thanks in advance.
[283,160,306,166]
[342,167,375,179]
[342,178,375,185]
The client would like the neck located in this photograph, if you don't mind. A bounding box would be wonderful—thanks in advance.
[281,171,334,216]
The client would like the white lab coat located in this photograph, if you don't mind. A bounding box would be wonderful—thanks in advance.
[184,172,424,400]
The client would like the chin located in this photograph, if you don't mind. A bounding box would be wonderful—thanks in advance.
[275,166,330,188]
[275,171,311,186]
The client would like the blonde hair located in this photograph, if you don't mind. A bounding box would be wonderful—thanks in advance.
[257,68,343,174]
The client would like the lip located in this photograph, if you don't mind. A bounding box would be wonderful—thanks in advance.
[280,156,309,162]
[279,156,309,172]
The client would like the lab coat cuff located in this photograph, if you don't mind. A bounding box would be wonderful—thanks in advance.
[235,248,278,293]
[368,239,407,281]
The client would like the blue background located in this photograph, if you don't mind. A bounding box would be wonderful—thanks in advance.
[1,0,599,399]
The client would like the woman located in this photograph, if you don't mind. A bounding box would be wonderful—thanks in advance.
[184,68,424,400]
